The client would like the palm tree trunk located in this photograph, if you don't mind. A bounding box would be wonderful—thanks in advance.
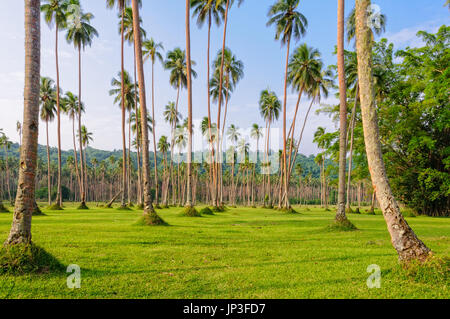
[215,0,230,208]
[355,0,430,262]
[46,121,51,206]
[336,0,348,221]
[131,0,161,221]
[72,118,82,202]
[133,54,143,206]
[6,0,40,245]
[55,24,63,207]
[185,0,193,207]
[282,37,291,209]
[151,60,159,205]
[346,84,359,209]
[120,8,127,208]
[78,45,86,207]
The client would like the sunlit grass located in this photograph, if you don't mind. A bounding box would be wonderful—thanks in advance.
[0,203,448,299]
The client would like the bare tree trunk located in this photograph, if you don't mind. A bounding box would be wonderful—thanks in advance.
[6,0,40,245]
[282,37,291,209]
[78,45,86,208]
[151,60,159,205]
[120,8,128,208]
[355,0,430,262]
[45,121,51,205]
[346,84,359,210]
[185,0,193,207]
[55,24,62,207]
[336,0,348,221]
[131,0,162,223]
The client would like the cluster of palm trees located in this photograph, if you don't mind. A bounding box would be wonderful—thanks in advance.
[3,0,434,263]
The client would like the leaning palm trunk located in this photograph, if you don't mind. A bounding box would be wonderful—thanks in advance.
[78,45,86,207]
[346,84,359,209]
[131,0,162,223]
[336,0,348,221]
[6,0,40,245]
[355,0,430,262]
[281,37,291,209]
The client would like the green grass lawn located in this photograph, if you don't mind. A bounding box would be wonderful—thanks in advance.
[0,203,448,299]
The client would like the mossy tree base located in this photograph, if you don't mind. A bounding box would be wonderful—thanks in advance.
[77,203,89,210]
[345,207,354,214]
[327,218,358,232]
[212,206,226,213]
[180,206,201,217]
[199,207,214,215]
[397,255,449,285]
[117,206,132,211]
[279,207,299,214]
[136,212,167,226]
[0,244,65,275]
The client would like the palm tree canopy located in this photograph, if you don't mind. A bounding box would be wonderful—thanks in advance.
[250,123,263,140]
[164,48,197,89]
[122,7,146,44]
[41,0,69,29]
[143,38,164,64]
[190,0,226,28]
[158,135,170,153]
[164,102,182,126]
[259,89,281,123]
[77,125,93,147]
[267,0,308,45]
[109,70,137,112]
[212,47,244,88]
[288,43,322,92]
[62,91,85,119]
[65,6,98,50]
[227,124,241,143]
[40,77,57,122]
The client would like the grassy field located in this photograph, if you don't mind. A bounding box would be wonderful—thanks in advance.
[0,203,448,299]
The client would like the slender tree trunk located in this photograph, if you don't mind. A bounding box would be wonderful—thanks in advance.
[6,0,40,245]
[336,0,348,221]
[282,37,291,209]
[131,0,161,221]
[45,121,51,206]
[346,84,359,209]
[185,0,193,207]
[72,118,81,202]
[55,24,62,207]
[355,0,430,262]
[133,54,143,206]
[215,0,230,208]
[78,45,86,207]
[151,60,159,205]
[120,8,127,208]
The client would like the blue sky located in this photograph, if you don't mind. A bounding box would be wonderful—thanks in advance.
[0,0,448,155]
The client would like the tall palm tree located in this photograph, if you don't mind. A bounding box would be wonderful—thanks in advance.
[191,0,225,205]
[250,124,263,205]
[41,0,68,208]
[213,0,244,208]
[6,0,41,245]
[336,0,348,221]
[267,0,307,209]
[66,4,98,209]
[40,77,57,206]
[107,0,132,209]
[259,89,281,204]
[158,135,170,205]
[109,70,136,208]
[227,124,240,205]
[143,38,164,205]
[354,0,430,262]
[130,0,164,224]
[62,91,84,200]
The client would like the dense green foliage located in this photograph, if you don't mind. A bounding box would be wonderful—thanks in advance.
[0,204,448,298]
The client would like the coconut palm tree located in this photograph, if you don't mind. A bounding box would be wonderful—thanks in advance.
[190,0,226,204]
[41,0,69,208]
[259,89,281,204]
[346,6,386,44]
[267,0,308,209]
[130,0,163,224]
[143,38,164,205]
[6,0,41,245]
[40,77,57,206]
[227,124,240,204]
[250,124,263,205]
[62,91,84,200]
[66,5,98,209]
[213,0,244,208]
[354,0,430,262]
[158,135,170,206]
